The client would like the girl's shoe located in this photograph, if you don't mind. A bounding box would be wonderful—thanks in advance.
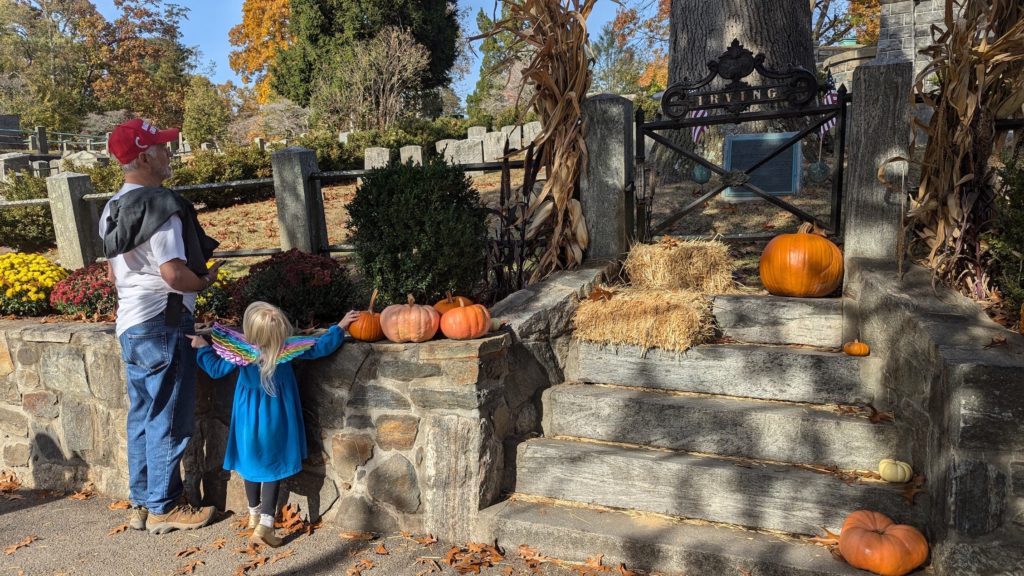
[247,512,259,530]
[251,524,282,548]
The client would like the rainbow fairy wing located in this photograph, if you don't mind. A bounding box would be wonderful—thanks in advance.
[211,323,259,366]
[275,335,317,364]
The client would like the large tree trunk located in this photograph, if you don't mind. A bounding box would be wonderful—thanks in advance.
[668,0,815,86]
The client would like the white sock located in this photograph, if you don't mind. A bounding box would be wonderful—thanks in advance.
[260,513,273,528]
[248,505,260,516]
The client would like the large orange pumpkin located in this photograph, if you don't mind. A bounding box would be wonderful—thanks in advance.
[380,294,440,343]
[434,292,474,315]
[838,510,928,576]
[349,289,384,342]
[440,301,491,340]
[760,223,844,298]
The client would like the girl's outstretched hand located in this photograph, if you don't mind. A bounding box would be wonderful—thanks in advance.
[188,334,210,349]
[338,310,362,331]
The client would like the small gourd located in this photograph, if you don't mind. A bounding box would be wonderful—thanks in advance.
[440,300,491,340]
[348,289,384,342]
[843,339,871,357]
[878,459,913,483]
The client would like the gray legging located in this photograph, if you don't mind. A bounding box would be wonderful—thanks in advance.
[244,479,280,517]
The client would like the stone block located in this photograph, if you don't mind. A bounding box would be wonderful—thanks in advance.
[580,94,634,261]
[299,383,347,429]
[61,400,94,454]
[377,359,441,382]
[331,433,373,480]
[522,122,542,145]
[952,458,1006,536]
[22,390,58,420]
[450,139,483,169]
[375,415,419,451]
[0,153,30,182]
[271,147,327,254]
[1012,462,1024,497]
[953,364,1024,452]
[436,139,456,156]
[84,341,125,408]
[21,325,73,343]
[346,383,410,410]
[501,126,522,150]
[367,454,420,513]
[364,147,390,170]
[334,494,398,532]
[3,443,29,467]
[39,346,89,396]
[483,132,508,162]
[0,331,12,378]
[399,145,422,166]
[345,414,373,429]
[467,126,487,140]
[933,538,1024,576]
[0,406,27,436]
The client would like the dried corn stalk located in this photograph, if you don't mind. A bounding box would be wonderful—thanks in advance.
[478,0,594,282]
[907,0,1024,298]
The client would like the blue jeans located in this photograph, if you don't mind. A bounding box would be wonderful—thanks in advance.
[119,311,196,515]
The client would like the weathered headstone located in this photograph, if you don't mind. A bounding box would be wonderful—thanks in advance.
[399,145,423,166]
[580,95,634,261]
[467,126,487,141]
[63,150,109,169]
[0,153,31,182]
[254,137,266,151]
[843,61,913,266]
[46,173,102,269]
[501,125,522,150]
[338,131,350,145]
[29,135,38,151]
[200,142,213,151]
[35,126,48,155]
[436,139,456,156]
[32,160,51,178]
[49,159,62,174]
[271,147,327,254]
[483,132,508,162]
[365,147,390,170]
[522,121,543,145]
[452,140,484,175]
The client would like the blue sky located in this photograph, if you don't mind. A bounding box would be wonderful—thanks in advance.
[89,0,619,104]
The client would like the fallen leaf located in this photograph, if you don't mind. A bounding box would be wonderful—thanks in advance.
[340,530,377,541]
[807,527,841,547]
[235,542,263,556]
[588,286,614,301]
[902,473,928,505]
[738,568,753,576]
[415,557,442,576]
[4,535,38,556]
[210,537,228,550]
[232,555,268,576]
[68,482,95,500]
[177,546,202,558]
[617,564,638,576]
[174,560,205,575]
[374,543,389,555]
[108,524,128,535]
[517,544,551,571]
[107,499,132,510]
[415,534,439,547]
[270,549,296,563]
[984,335,1007,349]
[231,514,250,530]
[502,567,515,576]
[346,558,375,576]
[866,404,895,424]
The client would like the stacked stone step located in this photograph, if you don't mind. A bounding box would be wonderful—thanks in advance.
[477,295,922,575]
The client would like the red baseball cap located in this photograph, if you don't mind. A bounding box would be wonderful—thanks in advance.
[107,119,180,164]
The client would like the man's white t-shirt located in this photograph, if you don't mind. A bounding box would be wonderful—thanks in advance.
[99,183,196,336]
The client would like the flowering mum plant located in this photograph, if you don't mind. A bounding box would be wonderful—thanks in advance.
[0,253,67,316]
[50,262,116,318]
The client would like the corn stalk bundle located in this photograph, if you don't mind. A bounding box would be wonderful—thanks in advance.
[480,0,595,282]
[907,0,1024,298]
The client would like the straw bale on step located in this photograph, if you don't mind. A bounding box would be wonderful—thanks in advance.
[573,288,714,352]
[624,238,733,293]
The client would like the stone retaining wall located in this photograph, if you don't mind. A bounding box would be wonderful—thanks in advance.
[0,266,610,541]
[846,258,1024,574]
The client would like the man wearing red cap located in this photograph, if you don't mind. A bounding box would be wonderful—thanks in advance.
[100,119,220,534]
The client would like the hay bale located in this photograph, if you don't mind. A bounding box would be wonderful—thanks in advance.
[573,288,714,352]
[624,238,734,293]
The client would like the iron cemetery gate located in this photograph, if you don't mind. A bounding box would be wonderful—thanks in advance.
[633,39,852,242]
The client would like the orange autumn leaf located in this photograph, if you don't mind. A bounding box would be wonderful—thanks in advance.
[210,537,228,550]
[108,524,129,536]
[414,534,438,547]
[346,558,375,576]
[174,559,205,575]
[270,549,295,563]
[617,564,637,576]
[176,546,202,558]
[4,535,38,556]
[107,499,132,510]
[374,543,389,555]
[69,483,95,500]
[340,530,377,541]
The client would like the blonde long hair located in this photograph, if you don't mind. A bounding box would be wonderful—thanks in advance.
[242,301,294,396]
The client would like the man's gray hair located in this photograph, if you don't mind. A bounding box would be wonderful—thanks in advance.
[121,145,161,173]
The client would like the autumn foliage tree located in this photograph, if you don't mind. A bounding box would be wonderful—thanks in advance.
[228,0,291,104]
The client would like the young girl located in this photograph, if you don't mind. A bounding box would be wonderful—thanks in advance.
[189,302,361,547]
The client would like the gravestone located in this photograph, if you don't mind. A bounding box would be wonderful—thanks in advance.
[467,126,487,141]
[365,147,390,170]
[0,115,21,149]
[0,153,31,182]
[339,132,350,145]
[722,133,802,202]
[32,160,51,178]
[451,140,484,175]
[254,138,266,151]
[63,150,110,169]
[483,132,508,162]
[200,142,213,151]
[501,126,522,150]
[436,140,457,156]
[49,160,62,174]
[522,122,543,145]
[399,145,423,166]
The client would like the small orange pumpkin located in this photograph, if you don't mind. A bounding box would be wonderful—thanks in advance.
[843,339,870,357]
[349,289,384,342]
[434,292,474,315]
[440,300,491,340]
[838,510,928,576]
[760,222,844,298]
[380,294,440,343]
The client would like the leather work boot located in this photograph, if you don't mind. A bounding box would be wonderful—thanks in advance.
[128,506,148,531]
[251,524,283,547]
[146,503,216,535]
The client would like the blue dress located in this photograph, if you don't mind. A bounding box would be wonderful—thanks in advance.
[196,325,345,482]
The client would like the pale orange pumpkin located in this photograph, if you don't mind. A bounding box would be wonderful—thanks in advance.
[380,294,440,343]
[760,223,844,298]
[843,339,871,357]
[440,300,491,340]
[434,292,474,315]
[838,510,928,576]
[349,289,384,342]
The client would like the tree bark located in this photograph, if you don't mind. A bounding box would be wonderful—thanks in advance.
[668,0,815,87]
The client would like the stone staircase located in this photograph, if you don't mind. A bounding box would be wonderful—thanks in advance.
[477,295,927,575]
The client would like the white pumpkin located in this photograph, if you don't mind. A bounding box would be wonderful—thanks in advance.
[878,459,913,483]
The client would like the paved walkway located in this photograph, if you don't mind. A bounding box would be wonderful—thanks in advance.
[0,490,591,576]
